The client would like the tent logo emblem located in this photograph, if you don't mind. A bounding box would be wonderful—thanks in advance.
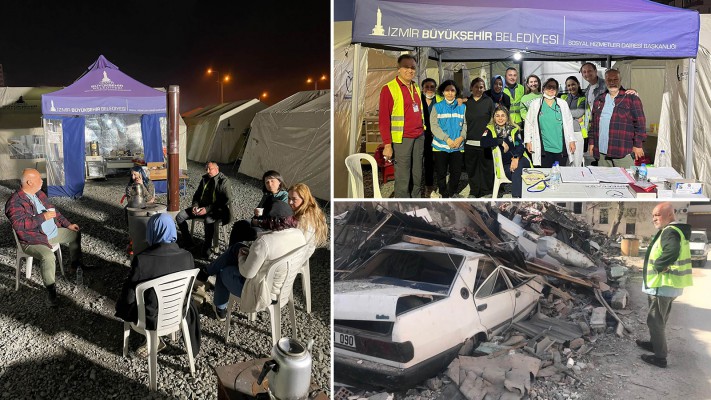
[90,71,125,91]
[370,7,385,36]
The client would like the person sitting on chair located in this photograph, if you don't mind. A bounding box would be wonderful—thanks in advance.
[115,213,198,356]
[176,161,232,258]
[5,168,90,307]
[202,200,305,321]
[228,170,288,246]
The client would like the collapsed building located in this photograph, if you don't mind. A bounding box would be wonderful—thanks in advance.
[333,202,639,400]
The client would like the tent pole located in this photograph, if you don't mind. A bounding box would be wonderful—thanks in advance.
[348,43,362,197]
[685,57,697,179]
[167,85,180,211]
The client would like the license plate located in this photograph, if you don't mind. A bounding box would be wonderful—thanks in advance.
[335,331,356,348]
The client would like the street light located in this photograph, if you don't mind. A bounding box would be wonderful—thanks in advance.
[306,75,328,90]
[261,91,268,100]
[207,68,231,104]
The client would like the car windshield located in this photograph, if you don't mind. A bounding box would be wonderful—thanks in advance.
[346,249,463,291]
[690,232,707,243]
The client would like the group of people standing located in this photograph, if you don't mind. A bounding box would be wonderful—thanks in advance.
[378,56,647,198]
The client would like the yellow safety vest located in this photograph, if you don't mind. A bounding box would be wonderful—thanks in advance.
[486,124,530,180]
[503,84,525,124]
[646,225,693,289]
[562,94,588,138]
[385,78,425,144]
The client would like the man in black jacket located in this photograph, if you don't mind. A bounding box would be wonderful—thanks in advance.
[176,161,232,258]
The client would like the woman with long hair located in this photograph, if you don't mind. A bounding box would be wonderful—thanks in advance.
[519,74,541,124]
[562,76,588,148]
[287,183,328,248]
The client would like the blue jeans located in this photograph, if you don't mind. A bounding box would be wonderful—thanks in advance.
[208,243,247,309]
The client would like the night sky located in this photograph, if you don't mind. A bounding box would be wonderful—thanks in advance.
[0,1,330,112]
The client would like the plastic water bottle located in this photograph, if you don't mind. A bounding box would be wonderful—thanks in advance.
[637,163,648,182]
[657,150,668,168]
[549,161,561,190]
[76,266,83,286]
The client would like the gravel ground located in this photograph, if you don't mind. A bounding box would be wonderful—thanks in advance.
[0,161,331,399]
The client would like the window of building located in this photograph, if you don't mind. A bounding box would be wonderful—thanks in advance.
[626,223,636,235]
[573,203,583,214]
[600,209,609,225]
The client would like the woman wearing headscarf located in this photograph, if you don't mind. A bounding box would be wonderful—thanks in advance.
[115,213,198,356]
[524,78,577,168]
[204,198,306,321]
[484,75,510,110]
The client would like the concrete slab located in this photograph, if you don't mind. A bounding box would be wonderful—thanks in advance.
[611,289,629,309]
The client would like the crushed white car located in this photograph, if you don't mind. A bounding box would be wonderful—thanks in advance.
[690,229,709,268]
[334,242,544,389]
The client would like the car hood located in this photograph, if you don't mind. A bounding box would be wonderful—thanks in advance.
[334,279,445,322]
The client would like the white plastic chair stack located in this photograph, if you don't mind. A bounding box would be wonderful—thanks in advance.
[12,229,63,291]
[492,147,512,199]
[224,245,309,346]
[345,153,382,198]
[122,269,199,391]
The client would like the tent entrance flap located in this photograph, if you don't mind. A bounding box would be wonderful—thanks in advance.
[46,116,86,198]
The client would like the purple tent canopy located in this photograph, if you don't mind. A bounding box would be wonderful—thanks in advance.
[42,55,166,115]
[352,0,699,59]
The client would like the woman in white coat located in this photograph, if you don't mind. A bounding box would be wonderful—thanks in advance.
[524,78,577,168]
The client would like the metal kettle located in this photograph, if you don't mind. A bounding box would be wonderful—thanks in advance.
[257,338,313,400]
[128,183,145,209]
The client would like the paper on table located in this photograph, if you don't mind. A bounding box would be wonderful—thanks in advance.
[646,167,683,181]
[584,183,635,199]
[560,167,599,183]
[588,166,634,183]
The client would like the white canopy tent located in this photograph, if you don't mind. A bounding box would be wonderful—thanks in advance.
[238,90,330,200]
[183,99,266,164]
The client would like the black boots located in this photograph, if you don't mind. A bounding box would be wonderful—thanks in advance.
[46,284,58,307]
[641,354,667,368]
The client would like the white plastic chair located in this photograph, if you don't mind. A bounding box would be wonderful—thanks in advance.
[492,147,512,199]
[12,229,63,291]
[298,243,316,314]
[345,153,382,198]
[122,269,199,391]
[224,245,309,346]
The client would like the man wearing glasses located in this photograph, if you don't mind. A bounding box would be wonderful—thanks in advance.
[379,54,425,198]
[588,69,647,168]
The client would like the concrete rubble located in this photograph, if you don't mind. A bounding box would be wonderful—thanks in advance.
[334,202,641,400]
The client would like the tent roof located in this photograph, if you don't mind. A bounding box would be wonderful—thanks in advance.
[41,55,166,115]
[258,90,330,114]
[350,0,699,60]
[182,100,254,120]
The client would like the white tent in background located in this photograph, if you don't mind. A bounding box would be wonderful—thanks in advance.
[239,90,330,200]
[183,99,267,164]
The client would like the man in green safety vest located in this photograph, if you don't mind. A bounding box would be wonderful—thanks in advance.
[379,54,425,198]
[503,67,525,126]
[638,202,693,368]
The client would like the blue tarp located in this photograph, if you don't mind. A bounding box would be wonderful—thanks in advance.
[351,0,700,59]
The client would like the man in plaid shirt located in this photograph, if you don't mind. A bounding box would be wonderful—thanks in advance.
[5,168,88,306]
[588,69,647,168]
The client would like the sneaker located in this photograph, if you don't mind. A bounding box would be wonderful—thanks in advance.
[213,304,228,322]
[635,339,654,352]
[640,354,667,368]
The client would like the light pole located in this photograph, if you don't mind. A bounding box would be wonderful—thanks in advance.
[207,68,230,103]
[306,75,328,90]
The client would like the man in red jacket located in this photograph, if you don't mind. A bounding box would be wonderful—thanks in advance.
[379,54,425,198]
[5,168,88,306]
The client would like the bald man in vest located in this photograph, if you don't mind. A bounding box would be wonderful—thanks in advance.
[380,54,425,198]
[637,202,693,368]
